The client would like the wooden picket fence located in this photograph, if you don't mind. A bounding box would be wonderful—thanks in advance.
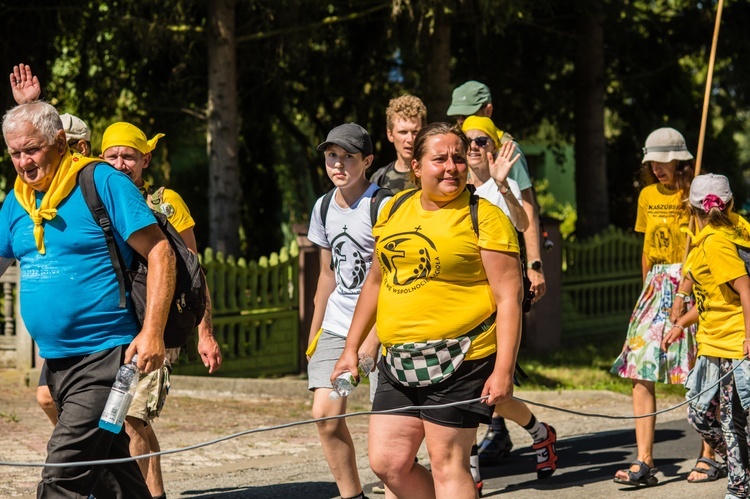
[0,265,30,370]
[2,227,645,372]
[173,241,300,377]
[561,226,643,340]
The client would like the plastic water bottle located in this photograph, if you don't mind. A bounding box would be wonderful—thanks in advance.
[98,355,140,433]
[330,354,375,400]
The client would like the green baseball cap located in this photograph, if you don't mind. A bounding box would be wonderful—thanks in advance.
[446,81,492,116]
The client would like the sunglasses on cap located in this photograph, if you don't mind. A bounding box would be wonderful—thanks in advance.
[468,136,493,148]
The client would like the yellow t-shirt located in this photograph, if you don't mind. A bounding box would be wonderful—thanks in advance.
[373,189,519,360]
[141,181,196,234]
[635,184,689,267]
[685,216,750,359]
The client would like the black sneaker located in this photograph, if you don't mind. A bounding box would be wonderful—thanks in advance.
[478,429,513,465]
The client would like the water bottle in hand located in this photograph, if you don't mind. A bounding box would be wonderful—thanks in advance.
[99,354,140,433]
[330,354,375,400]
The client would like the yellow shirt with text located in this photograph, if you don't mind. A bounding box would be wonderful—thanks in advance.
[685,215,750,359]
[373,189,519,360]
[635,184,689,267]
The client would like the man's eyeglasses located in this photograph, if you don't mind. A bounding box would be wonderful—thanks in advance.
[468,136,493,148]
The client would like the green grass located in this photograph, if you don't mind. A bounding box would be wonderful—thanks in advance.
[516,335,688,397]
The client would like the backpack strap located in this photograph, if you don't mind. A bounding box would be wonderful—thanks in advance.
[387,188,419,219]
[369,187,393,226]
[385,187,478,236]
[319,187,336,228]
[147,186,166,212]
[78,163,129,309]
[465,184,479,237]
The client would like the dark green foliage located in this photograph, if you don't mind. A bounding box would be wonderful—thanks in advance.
[0,0,749,255]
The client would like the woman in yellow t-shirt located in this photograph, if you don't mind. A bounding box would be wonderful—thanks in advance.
[663,174,750,498]
[611,128,707,486]
[332,122,523,498]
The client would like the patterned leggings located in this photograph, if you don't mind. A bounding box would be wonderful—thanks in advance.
[688,359,750,498]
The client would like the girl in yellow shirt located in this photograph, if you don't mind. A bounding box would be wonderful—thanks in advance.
[663,173,750,498]
[611,128,708,486]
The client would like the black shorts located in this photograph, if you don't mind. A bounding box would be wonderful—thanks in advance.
[372,353,496,428]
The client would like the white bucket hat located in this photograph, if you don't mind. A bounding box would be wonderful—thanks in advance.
[642,127,693,164]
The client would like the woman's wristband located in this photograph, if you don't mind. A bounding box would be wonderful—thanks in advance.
[675,291,690,300]
[673,324,686,331]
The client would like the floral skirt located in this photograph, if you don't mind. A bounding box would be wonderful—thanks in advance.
[610,263,697,384]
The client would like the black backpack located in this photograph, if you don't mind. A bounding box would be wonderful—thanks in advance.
[78,162,207,348]
[319,186,393,228]
[319,186,393,270]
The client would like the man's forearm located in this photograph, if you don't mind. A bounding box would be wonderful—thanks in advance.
[521,191,541,262]
[143,240,176,335]
[198,280,214,337]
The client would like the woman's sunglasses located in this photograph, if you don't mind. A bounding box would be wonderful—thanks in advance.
[468,136,493,148]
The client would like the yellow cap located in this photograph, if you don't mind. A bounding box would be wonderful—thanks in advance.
[101,122,165,154]
[461,116,504,148]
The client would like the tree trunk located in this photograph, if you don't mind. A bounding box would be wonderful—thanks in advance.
[574,5,608,239]
[423,7,452,122]
[207,0,241,255]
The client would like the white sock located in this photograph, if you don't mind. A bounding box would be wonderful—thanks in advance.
[526,417,548,443]
[470,444,481,483]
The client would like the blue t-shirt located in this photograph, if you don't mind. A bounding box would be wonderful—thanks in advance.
[0,164,157,359]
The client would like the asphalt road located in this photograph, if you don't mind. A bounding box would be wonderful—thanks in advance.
[0,372,730,498]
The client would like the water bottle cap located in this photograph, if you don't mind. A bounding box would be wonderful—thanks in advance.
[329,390,341,400]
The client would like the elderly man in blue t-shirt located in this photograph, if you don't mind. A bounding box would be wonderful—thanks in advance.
[0,100,176,498]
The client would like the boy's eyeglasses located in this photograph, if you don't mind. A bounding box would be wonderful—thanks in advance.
[468,136,493,148]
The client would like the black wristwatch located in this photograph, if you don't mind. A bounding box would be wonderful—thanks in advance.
[526,260,543,271]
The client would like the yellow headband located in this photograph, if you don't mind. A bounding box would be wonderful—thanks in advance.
[461,116,504,147]
[101,122,165,155]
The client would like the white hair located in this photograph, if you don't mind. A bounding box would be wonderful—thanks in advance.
[2,101,63,147]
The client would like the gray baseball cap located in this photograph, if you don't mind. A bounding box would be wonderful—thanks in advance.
[689,173,733,209]
[60,113,91,142]
[316,123,372,156]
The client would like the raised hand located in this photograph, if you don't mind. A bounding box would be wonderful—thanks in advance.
[10,64,41,105]
[487,141,520,185]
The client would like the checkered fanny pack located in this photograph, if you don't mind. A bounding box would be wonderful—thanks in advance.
[384,314,496,387]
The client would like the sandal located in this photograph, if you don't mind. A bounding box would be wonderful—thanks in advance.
[532,423,558,479]
[613,460,658,487]
[687,457,727,483]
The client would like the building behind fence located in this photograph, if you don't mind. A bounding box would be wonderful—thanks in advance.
[1,227,644,375]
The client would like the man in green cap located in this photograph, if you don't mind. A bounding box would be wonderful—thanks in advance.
[446,80,494,126]
[448,80,549,470]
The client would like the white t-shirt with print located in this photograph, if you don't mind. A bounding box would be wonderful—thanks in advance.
[308,183,389,337]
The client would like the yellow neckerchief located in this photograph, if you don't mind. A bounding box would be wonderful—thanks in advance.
[14,150,100,254]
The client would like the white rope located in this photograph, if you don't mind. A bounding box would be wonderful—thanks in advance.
[1,357,744,468]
